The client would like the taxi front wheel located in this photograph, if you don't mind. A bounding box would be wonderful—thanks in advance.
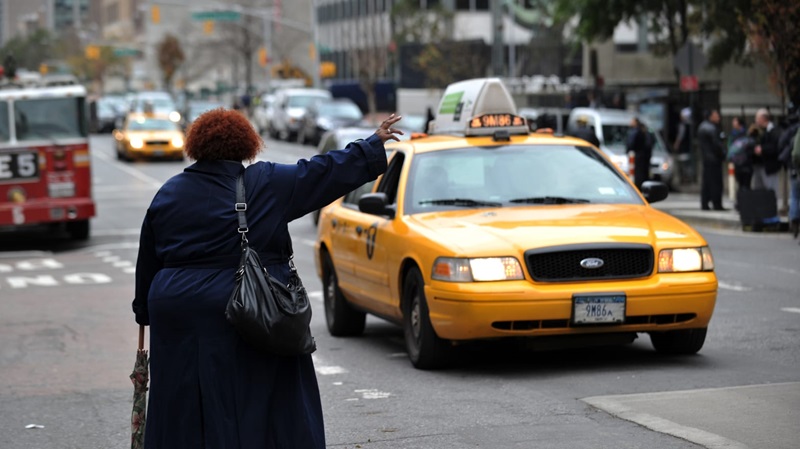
[322,253,366,336]
[649,328,707,354]
[403,267,452,370]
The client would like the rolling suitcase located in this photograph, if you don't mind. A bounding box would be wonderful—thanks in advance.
[737,188,778,230]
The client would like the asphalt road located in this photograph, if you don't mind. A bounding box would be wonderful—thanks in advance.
[0,134,798,449]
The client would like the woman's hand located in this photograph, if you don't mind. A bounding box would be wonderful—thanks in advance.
[375,114,404,143]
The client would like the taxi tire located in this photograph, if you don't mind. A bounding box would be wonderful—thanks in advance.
[322,253,366,336]
[403,267,452,370]
[649,328,707,354]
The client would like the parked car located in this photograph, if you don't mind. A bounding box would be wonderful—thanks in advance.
[252,93,276,136]
[567,107,675,189]
[297,98,364,146]
[182,100,226,130]
[269,88,332,141]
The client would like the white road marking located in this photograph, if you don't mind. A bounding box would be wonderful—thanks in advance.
[333,382,343,386]
[718,281,751,292]
[316,366,348,375]
[113,261,133,268]
[308,290,323,302]
[355,389,392,399]
[102,256,120,263]
[94,251,111,257]
[0,251,52,259]
[123,267,136,274]
[299,238,316,247]
[93,150,164,188]
[781,307,800,314]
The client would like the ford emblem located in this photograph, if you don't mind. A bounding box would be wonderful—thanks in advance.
[580,257,604,269]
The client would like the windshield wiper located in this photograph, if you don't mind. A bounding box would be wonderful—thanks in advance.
[418,198,503,207]
[509,196,591,204]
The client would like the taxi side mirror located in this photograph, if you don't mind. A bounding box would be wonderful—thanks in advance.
[640,180,669,203]
[358,193,395,218]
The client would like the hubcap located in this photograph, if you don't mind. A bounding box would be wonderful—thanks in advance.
[325,271,336,318]
[411,294,421,343]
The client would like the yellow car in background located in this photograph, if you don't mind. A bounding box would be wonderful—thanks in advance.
[113,113,185,161]
[314,78,717,369]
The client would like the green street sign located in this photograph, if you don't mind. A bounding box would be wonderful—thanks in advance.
[113,47,140,57]
[191,10,241,22]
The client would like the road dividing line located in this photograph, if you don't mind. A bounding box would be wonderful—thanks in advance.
[93,150,164,188]
[308,290,323,302]
[781,307,800,314]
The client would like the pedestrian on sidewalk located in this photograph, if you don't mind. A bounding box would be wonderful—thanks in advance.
[698,109,727,211]
[627,117,652,189]
[789,118,800,238]
[728,124,760,207]
[673,107,695,183]
[751,108,781,193]
[131,108,403,448]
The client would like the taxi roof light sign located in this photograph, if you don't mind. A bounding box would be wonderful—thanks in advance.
[431,78,529,137]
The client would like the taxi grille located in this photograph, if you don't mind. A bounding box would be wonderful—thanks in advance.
[525,243,653,282]
[146,140,170,145]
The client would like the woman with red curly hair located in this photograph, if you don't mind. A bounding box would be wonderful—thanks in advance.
[132,108,402,448]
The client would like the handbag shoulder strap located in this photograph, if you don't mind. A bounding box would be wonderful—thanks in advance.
[236,173,249,240]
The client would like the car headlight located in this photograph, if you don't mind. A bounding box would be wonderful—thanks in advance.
[130,138,144,149]
[169,111,181,122]
[432,257,525,282]
[171,136,184,147]
[658,246,714,272]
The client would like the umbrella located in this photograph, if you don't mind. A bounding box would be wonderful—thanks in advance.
[130,325,149,449]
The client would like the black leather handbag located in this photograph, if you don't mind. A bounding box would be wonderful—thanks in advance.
[225,173,316,356]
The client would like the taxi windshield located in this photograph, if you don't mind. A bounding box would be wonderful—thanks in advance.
[14,97,87,141]
[405,145,642,214]
[127,118,179,131]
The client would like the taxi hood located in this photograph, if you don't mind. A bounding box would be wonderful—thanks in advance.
[407,204,703,255]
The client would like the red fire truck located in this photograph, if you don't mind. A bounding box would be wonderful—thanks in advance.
[0,82,95,240]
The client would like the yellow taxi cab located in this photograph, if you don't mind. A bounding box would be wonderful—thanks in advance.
[113,112,185,161]
[314,78,717,369]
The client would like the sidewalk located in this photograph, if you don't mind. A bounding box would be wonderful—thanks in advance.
[654,188,790,232]
[584,382,800,449]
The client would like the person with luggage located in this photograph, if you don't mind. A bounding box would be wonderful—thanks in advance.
[752,108,781,193]
[697,109,727,210]
[728,125,761,210]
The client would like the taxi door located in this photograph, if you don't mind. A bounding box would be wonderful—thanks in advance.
[346,153,406,317]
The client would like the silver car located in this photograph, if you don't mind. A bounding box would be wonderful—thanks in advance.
[269,88,332,141]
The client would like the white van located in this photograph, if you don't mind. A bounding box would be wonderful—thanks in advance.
[567,107,674,188]
[269,88,332,141]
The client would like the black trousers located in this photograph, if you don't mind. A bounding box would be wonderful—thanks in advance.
[701,160,724,209]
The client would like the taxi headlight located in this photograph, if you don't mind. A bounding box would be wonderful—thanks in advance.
[658,247,714,272]
[169,111,181,122]
[130,138,144,149]
[432,257,524,282]
[171,136,184,147]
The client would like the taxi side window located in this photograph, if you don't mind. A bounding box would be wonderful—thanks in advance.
[377,152,405,205]
[343,181,375,206]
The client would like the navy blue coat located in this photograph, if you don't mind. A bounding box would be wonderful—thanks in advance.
[133,135,387,449]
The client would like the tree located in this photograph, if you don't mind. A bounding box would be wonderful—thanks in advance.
[0,28,56,72]
[553,0,700,81]
[157,34,185,92]
[739,0,800,107]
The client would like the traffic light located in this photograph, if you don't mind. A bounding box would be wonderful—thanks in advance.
[85,45,100,60]
[151,5,160,24]
[320,61,336,78]
[39,63,48,75]
[203,20,214,34]
[258,47,268,67]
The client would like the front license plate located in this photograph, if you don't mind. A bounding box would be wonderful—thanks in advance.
[151,148,164,156]
[573,294,625,324]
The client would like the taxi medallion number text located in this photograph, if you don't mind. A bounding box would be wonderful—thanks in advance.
[573,294,626,324]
